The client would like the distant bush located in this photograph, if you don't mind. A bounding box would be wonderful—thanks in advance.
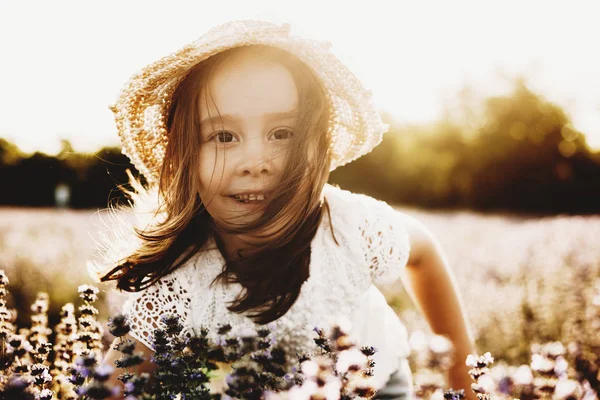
[332,80,600,214]
[0,139,141,209]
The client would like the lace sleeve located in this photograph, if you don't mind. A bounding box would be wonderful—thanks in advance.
[359,196,411,284]
[121,272,192,351]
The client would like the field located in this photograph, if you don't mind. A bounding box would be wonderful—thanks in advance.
[1,205,599,398]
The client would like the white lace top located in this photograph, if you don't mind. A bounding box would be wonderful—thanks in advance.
[121,183,412,389]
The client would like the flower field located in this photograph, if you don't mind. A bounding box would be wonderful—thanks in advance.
[0,205,599,399]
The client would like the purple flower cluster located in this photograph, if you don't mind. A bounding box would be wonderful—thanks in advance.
[101,313,381,400]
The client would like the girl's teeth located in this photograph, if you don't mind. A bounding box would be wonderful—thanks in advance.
[234,193,265,201]
[233,193,266,202]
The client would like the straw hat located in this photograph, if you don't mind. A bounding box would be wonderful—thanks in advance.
[109,20,389,185]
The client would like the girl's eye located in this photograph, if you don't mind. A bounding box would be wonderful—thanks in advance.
[271,128,293,140]
[209,129,293,143]
[211,131,238,143]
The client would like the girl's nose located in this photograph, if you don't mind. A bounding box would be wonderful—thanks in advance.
[241,158,272,177]
[237,136,274,177]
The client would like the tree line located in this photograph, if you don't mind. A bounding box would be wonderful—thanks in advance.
[1,80,599,214]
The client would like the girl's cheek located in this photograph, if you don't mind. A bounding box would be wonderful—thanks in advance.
[199,146,225,165]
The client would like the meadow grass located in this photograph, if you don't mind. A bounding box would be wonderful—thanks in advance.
[1,206,599,399]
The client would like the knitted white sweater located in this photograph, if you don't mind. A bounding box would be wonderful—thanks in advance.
[107,183,411,389]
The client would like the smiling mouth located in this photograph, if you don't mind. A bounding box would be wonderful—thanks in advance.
[228,196,267,205]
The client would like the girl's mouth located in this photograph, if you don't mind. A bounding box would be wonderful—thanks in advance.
[227,196,266,207]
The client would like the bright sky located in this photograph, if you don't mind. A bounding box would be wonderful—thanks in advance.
[1,0,599,154]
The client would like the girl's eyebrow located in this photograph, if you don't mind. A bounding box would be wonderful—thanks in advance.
[199,110,298,129]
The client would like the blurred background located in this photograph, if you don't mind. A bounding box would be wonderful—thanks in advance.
[1,0,599,374]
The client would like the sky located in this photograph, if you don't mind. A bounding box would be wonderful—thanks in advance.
[1,0,599,154]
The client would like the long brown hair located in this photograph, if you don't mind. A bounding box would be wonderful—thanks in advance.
[101,45,338,324]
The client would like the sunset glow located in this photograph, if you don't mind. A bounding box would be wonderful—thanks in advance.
[0,0,598,154]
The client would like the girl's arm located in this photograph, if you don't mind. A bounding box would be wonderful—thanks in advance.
[398,212,479,400]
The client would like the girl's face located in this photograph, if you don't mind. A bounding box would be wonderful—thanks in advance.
[198,51,299,227]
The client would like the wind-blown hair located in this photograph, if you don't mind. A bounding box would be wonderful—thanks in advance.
[100,45,338,324]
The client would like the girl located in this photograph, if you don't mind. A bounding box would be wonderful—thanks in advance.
[92,20,478,400]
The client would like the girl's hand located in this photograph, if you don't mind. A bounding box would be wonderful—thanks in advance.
[207,361,234,394]
[448,362,478,400]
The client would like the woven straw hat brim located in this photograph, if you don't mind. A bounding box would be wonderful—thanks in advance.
[110,20,389,185]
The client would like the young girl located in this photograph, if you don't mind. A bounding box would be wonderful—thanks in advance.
[92,20,478,400]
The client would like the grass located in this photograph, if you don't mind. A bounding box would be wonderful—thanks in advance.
[1,205,599,398]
